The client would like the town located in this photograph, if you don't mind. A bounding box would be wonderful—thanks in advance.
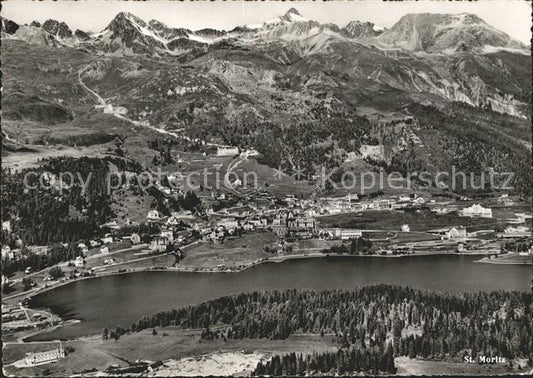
[2,178,531,373]
[2,180,531,296]
[1,2,532,375]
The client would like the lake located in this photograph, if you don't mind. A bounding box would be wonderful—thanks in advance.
[28,255,531,341]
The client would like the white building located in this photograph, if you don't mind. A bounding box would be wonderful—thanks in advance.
[216,147,239,156]
[2,220,11,234]
[25,342,65,366]
[216,219,240,230]
[104,257,115,265]
[243,222,255,231]
[513,213,532,224]
[147,210,161,220]
[323,228,363,240]
[501,226,530,238]
[160,230,174,243]
[413,196,426,205]
[432,207,450,215]
[446,226,467,239]
[460,204,492,218]
[166,215,180,226]
[89,239,101,248]
[401,224,410,232]
[248,218,268,228]
[74,256,85,268]
[77,243,89,255]
[100,246,109,254]
[102,220,120,229]
[150,236,169,252]
[130,233,141,245]
[1,245,13,260]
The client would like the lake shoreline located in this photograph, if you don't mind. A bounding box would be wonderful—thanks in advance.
[474,255,532,265]
[24,250,494,301]
[15,251,530,343]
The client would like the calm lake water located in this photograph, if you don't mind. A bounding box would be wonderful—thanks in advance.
[28,255,530,341]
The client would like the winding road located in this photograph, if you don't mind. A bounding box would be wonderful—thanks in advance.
[78,64,264,197]
[78,65,231,147]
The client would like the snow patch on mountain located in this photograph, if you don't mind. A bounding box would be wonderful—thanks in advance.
[377,13,526,53]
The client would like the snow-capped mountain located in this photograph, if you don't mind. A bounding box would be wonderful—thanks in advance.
[241,8,340,42]
[2,8,531,195]
[377,13,525,53]
[2,9,527,55]
[92,12,170,55]
[245,7,309,30]
[89,12,218,55]
[1,9,530,119]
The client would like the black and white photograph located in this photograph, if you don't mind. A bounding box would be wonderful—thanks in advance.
[1,0,532,376]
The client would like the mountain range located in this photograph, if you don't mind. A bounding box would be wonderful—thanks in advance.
[1,8,531,194]
[1,9,528,54]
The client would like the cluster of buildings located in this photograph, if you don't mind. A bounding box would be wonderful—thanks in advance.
[271,212,316,238]
[300,194,425,216]
[139,192,497,247]
[498,225,530,238]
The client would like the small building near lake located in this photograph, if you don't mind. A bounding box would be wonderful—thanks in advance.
[74,256,85,268]
[25,342,65,366]
[150,236,170,252]
[446,226,467,239]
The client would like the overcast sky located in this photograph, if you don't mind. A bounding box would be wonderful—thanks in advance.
[2,0,531,43]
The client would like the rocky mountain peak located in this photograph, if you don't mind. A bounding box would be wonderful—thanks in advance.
[342,20,383,39]
[106,12,147,34]
[460,13,484,25]
[286,8,301,16]
[42,19,73,39]
[148,19,191,40]
[196,28,225,37]
[74,29,90,41]
[280,8,307,23]
[377,12,523,52]
[1,17,20,35]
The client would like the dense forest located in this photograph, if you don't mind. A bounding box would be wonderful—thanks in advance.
[405,103,531,195]
[187,108,378,178]
[1,157,117,245]
[253,345,396,376]
[185,99,530,195]
[114,285,532,375]
[0,155,200,247]
[1,155,205,275]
